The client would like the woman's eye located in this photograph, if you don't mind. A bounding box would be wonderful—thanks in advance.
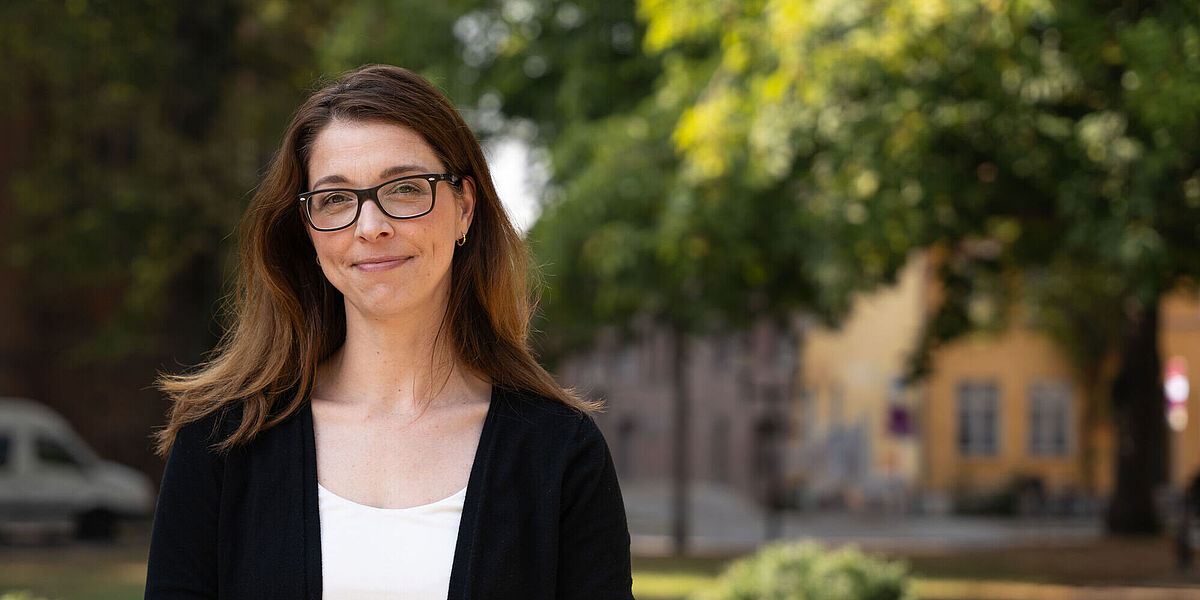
[313,192,356,210]
[388,184,421,195]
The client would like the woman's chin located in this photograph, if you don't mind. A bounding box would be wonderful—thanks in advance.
[346,301,412,322]
[343,292,437,323]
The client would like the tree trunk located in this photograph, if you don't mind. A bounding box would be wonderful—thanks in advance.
[765,316,805,540]
[1078,364,1104,496]
[1105,298,1169,535]
[670,325,691,556]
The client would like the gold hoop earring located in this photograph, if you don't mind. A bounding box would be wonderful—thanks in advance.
[316,256,322,266]
[457,233,467,247]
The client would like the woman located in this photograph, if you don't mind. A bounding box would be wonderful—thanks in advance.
[145,65,634,599]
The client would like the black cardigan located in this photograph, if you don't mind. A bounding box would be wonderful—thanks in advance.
[144,385,636,599]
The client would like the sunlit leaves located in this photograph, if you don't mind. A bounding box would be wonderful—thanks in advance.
[634,0,1200,375]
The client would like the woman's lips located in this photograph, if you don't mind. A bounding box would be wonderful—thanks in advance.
[353,256,411,272]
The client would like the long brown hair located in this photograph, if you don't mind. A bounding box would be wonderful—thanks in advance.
[155,65,597,456]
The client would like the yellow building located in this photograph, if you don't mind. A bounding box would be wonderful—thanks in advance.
[800,253,1200,511]
[799,254,928,509]
[920,315,1113,501]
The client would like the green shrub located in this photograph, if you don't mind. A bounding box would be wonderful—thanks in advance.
[692,542,915,600]
[1,592,52,600]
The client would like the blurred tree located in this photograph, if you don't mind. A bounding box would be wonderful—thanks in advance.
[0,0,337,473]
[639,0,1200,534]
[318,0,662,146]
[0,0,340,363]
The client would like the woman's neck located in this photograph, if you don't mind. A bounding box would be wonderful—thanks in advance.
[314,300,484,418]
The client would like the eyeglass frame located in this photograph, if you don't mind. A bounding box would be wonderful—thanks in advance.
[297,173,463,232]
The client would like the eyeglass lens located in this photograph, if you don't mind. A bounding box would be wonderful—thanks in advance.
[306,178,434,230]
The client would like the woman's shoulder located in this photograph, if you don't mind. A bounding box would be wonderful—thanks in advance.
[493,385,588,422]
[167,402,250,459]
[490,386,605,446]
[169,388,313,457]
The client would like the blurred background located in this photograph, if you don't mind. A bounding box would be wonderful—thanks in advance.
[4,0,1200,598]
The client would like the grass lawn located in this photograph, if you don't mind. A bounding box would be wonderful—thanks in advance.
[631,536,1200,600]
[2,552,719,600]
[0,538,147,600]
[2,549,720,600]
[6,526,1200,600]
[3,551,711,600]
[633,556,729,599]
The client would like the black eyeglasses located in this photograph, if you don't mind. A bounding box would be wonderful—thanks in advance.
[298,173,461,232]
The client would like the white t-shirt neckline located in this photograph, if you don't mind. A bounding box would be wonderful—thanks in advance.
[316,481,469,512]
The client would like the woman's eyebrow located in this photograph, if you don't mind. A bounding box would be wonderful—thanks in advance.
[310,164,430,190]
[377,164,428,180]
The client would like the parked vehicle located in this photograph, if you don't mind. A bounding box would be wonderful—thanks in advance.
[0,397,154,541]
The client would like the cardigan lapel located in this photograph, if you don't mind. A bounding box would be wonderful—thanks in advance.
[445,385,504,600]
[302,401,323,598]
[227,399,316,598]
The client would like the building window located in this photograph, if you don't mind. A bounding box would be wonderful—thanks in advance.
[1029,381,1071,457]
[957,381,1000,456]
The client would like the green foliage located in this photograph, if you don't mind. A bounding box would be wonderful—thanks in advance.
[634,0,1198,530]
[0,593,51,600]
[694,542,914,600]
[320,0,661,142]
[526,103,682,353]
[319,0,476,102]
[519,0,833,359]
[0,0,338,363]
[638,0,1200,363]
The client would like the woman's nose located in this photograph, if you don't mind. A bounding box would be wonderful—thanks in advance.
[355,199,394,240]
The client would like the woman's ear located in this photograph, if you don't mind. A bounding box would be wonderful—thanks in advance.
[457,176,478,234]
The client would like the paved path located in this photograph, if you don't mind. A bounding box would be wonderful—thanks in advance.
[623,480,1101,555]
[624,482,1200,597]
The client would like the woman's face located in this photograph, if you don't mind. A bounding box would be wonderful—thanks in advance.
[305,119,475,322]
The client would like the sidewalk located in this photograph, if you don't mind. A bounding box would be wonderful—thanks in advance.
[623,479,1200,598]
[623,479,1100,555]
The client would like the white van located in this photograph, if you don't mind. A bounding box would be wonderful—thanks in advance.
[0,397,154,541]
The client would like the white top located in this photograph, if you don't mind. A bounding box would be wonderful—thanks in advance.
[318,481,468,600]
